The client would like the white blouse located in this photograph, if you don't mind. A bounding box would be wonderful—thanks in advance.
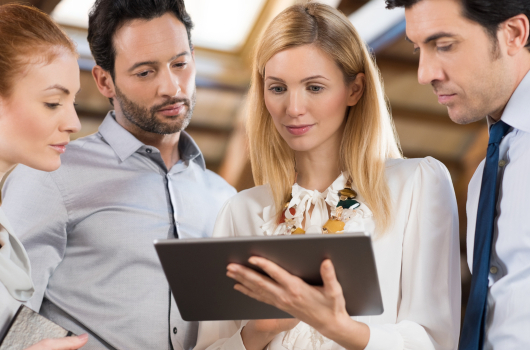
[194,157,461,350]
[0,207,34,339]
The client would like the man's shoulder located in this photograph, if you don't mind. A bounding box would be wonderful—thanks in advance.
[198,167,237,199]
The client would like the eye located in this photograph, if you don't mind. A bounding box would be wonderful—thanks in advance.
[269,86,286,94]
[308,85,324,93]
[136,71,151,78]
[173,62,187,68]
[45,103,61,109]
[437,44,453,52]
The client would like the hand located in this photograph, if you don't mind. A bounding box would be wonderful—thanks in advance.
[241,319,300,350]
[227,258,369,350]
[25,334,88,350]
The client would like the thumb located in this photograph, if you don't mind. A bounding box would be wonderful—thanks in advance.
[320,259,343,296]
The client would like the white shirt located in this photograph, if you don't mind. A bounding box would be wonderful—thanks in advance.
[195,157,461,350]
[466,70,530,350]
[0,208,34,340]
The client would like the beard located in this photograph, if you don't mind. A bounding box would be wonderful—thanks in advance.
[114,85,196,135]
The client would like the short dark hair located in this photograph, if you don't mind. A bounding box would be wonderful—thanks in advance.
[386,0,530,50]
[87,0,194,79]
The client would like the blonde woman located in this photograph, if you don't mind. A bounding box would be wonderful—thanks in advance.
[194,3,460,350]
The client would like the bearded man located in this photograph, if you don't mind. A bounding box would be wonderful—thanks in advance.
[1,0,235,349]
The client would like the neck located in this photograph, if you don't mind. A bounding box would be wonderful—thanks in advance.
[0,160,16,188]
[490,57,530,121]
[114,111,181,169]
[295,137,342,193]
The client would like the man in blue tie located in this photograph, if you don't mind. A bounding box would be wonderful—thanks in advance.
[385,0,530,349]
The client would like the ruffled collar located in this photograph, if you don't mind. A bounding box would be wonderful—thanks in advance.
[261,173,373,236]
[0,208,34,301]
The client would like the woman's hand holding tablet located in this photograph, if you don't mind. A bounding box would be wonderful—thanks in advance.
[227,257,370,350]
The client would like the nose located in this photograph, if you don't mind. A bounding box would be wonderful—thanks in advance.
[417,51,445,86]
[158,68,181,98]
[286,90,306,118]
[60,106,81,135]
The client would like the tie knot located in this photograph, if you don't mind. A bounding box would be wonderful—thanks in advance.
[489,120,511,145]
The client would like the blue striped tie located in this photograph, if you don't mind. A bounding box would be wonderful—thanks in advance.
[459,120,511,350]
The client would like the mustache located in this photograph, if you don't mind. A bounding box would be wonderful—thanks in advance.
[150,97,190,113]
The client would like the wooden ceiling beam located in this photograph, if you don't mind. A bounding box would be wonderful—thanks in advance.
[337,0,371,16]
[0,0,60,13]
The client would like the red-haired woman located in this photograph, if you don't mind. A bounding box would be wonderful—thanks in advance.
[0,4,87,349]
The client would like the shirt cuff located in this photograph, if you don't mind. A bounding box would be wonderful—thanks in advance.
[364,324,404,350]
[221,326,247,350]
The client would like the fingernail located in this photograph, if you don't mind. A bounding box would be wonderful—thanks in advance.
[78,333,89,340]
[249,257,257,264]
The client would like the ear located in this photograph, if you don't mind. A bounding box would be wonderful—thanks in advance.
[92,65,116,100]
[346,73,365,107]
[500,14,530,56]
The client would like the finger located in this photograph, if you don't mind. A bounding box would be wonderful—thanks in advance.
[248,256,303,288]
[227,264,284,300]
[26,334,88,350]
[320,259,343,297]
[233,283,270,304]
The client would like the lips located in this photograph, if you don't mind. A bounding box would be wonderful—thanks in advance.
[158,103,185,117]
[285,124,314,136]
[437,94,456,104]
[49,142,68,154]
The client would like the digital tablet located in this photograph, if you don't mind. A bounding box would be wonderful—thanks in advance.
[154,233,383,321]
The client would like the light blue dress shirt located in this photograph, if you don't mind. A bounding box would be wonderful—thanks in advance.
[466,70,530,349]
[1,112,236,349]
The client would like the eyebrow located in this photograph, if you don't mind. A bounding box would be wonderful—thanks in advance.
[406,32,457,44]
[44,84,70,95]
[127,51,190,72]
[265,75,329,83]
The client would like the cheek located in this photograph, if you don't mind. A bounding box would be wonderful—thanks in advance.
[312,92,348,126]
[264,94,283,126]
[11,105,56,145]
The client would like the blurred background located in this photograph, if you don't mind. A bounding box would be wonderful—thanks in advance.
[1,0,488,325]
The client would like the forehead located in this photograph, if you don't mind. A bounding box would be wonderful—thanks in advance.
[265,45,340,78]
[15,51,79,93]
[113,12,189,62]
[405,0,473,42]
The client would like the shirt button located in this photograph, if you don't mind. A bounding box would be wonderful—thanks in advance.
[173,327,177,335]
[498,159,506,167]
[490,266,498,274]
[146,148,152,154]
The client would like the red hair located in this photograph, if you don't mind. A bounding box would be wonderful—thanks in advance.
[0,4,77,97]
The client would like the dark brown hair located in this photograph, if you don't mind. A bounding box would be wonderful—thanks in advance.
[0,4,77,97]
[386,0,530,51]
[87,0,193,79]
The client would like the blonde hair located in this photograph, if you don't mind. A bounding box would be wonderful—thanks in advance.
[247,2,402,234]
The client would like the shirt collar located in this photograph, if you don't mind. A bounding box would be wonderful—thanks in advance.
[491,69,530,133]
[98,111,206,170]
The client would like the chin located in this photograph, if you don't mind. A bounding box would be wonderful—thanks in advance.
[284,138,317,153]
[447,107,485,125]
[24,157,62,172]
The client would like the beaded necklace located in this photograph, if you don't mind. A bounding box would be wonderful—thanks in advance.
[279,177,360,234]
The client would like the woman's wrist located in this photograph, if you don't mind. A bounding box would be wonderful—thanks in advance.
[241,324,276,350]
[320,314,370,350]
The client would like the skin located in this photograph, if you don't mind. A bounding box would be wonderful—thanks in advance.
[92,13,196,169]
[0,49,82,177]
[405,0,530,124]
[0,49,87,349]
[229,44,369,350]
